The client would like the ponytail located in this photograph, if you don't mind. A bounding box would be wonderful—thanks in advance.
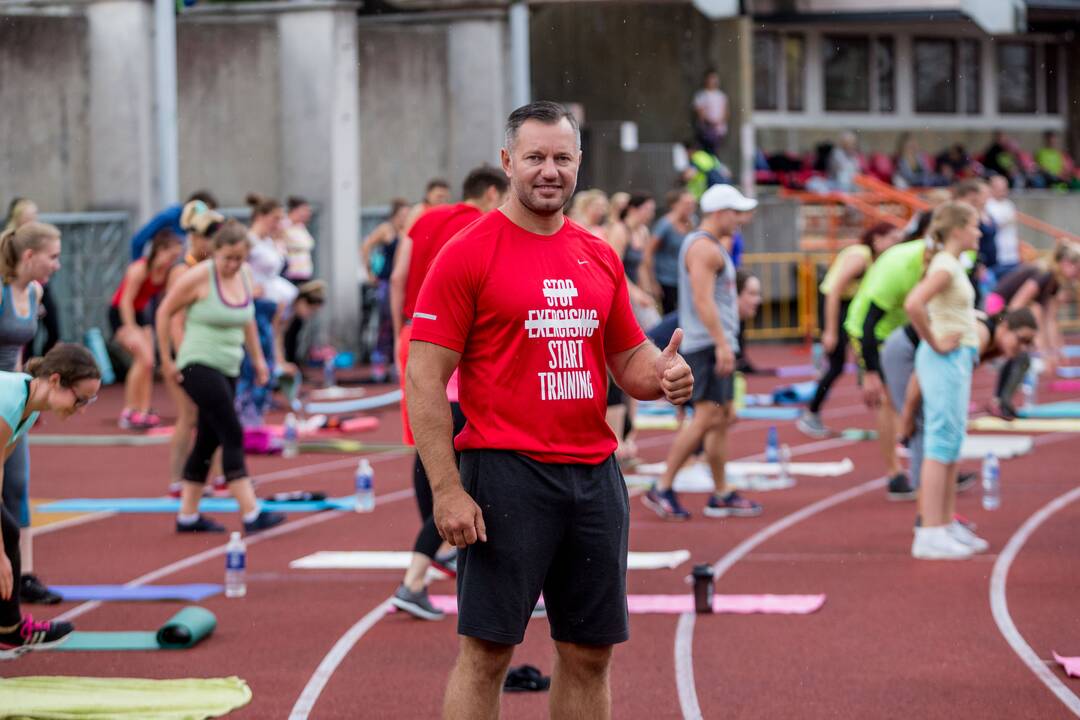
[245,192,281,222]
[25,343,101,386]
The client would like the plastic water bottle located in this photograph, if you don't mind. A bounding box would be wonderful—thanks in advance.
[765,426,780,463]
[778,443,794,488]
[733,372,747,410]
[1021,365,1038,410]
[282,412,299,459]
[323,356,336,388]
[371,348,388,384]
[354,458,375,513]
[981,453,1000,511]
[812,342,824,372]
[225,531,247,598]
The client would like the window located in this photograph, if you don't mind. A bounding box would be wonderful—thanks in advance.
[875,37,895,113]
[958,39,980,115]
[998,42,1035,113]
[754,32,779,111]
[824,36,869,112]
[1044,43,1060,114]
[914,38,956,113]
[784,35,805,111]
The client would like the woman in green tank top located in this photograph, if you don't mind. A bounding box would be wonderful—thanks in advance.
[156,220,284,535]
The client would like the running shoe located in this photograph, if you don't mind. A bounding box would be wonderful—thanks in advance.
[911,526,974,560]
[432,548,458,578]
[243,510,285,534]
[176,515,226,533]
[946,521,989,553]
[642,487,691,521]
[118,409,135,429]
[390,584,444,621]
[703,491,763,518]
[796,411,830,438]
[0,615,74,659]
[886,473,916,501]
[19,574,62,605]
[956,472,977,493]
[140,410,162,428]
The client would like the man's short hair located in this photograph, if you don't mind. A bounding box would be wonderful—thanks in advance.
[426,178,450,193]
[462,166,509,201]
[504,101,581,151]
[953,178,986,199]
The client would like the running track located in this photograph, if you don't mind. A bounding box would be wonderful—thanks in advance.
[9,344,1080,719]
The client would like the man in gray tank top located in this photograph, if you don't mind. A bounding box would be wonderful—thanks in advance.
[643,185,763,521]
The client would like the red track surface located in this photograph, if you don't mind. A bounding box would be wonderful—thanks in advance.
[6,344,1080,719]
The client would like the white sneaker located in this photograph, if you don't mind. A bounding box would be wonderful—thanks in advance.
[911,526,975,560]
[947,521,989,553]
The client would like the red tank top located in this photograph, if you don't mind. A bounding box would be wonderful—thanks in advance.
[110,259,168,312]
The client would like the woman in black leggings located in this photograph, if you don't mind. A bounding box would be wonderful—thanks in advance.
[156,219,283,535]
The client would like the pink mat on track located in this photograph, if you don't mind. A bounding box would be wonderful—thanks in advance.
[389,594,826,616]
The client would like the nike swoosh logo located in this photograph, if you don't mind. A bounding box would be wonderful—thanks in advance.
[578,260,588,265]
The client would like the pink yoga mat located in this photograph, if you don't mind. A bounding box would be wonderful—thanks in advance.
[391,594,826,616]
[1049,380,1080,392]
[1054,652,1080,678]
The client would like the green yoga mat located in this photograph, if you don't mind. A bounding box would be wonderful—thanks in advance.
[56,606,217,651]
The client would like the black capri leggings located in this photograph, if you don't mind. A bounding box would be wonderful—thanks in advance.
[412,402,468,559]
[181,363,248,484]
[0,504,22,626]
[808,300,851,415]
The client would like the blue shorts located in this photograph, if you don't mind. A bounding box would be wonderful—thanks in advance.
[915,342,977,464]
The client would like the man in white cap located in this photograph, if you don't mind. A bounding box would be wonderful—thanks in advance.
[643,185,763,520]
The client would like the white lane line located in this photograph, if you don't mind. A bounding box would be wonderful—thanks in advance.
[989,485,1080,717]
[52,486,416,624]
[676,474,887,720]
[287,599,395,720]
[33,511,116,536]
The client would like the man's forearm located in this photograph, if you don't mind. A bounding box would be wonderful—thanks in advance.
[613,343,663,401]
[406,374,461,494]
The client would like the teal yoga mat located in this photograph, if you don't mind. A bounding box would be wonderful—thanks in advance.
[1017,401,1080,419]
[56,607,217,651]
[37,496,356,514]
[49,584,222,602]
[735,406,801,421]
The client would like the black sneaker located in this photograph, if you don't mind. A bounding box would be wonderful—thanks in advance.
[390,584,444,621]
[176,515,226,533]
[243,511,285,535]
[19,574,62,605]
[886,473,916,501]
[0,615,74,659]
[956,472,977,493]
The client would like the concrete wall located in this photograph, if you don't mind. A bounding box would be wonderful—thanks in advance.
[177,18,282,205]
[0,15,91,213]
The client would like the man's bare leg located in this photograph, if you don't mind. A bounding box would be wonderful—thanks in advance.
[443,635,515,720]
[549,641,614,720]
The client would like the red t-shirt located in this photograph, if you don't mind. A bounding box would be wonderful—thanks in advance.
[410,211,647,464]
[403,203,483,321]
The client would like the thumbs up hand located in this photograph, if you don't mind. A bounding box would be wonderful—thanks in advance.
[655,328,694,405]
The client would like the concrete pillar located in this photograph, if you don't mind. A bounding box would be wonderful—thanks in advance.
[86,0,156,222]
[705,15,754,192]
[447,19,508,184]
[1066,39,1080,161]
[278,3,362,350]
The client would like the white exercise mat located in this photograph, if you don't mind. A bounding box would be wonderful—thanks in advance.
[290,549,691,571]
[635,458,853,478]
[960,434,1033,459]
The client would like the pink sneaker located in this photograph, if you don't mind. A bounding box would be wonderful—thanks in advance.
[118,409,135,429]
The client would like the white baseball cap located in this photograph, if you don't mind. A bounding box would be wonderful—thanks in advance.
[700,184,757,213]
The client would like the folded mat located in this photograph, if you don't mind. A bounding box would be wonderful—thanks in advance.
[37,497,356,513]
[959,434,1032,459]
[409,594,825,615]
[1016,401,1080,419]
[56,607,216,652]
[0,675,250,719]
[969,416,1080,433]
[291,549,691,571]
[47,584,222,602]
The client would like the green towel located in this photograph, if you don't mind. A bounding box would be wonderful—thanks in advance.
[0,676,251,720]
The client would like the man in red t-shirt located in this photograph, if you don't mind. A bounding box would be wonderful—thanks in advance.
[408,101,693,719]
[386,166,508,621]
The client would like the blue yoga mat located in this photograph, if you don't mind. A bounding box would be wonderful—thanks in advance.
[1057,366,1080,378]
[1017,401,1080,419]
[37,496,356,514]
[772,381,818,406]
[49,584,223,602]
[1061,346,1080,359]
[735,406,801,421]
[304,389,402,416]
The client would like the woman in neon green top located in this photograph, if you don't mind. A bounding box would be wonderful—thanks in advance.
[0,344,100,657]
[156,220,283,536]
[798,222,902,438]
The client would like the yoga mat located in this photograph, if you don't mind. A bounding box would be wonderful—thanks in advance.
[304,388,402,415]
[635,458,853,478]
[840,428,878,440]
[1053,651,1080,678]
[772,381,818,405]
[630,459,852,493]
[774,362,856,379]
[56,607,217,651]
[290,550,692,571]
[736,406,801,420]
[308,386,368,401]
[0,676,251,719]
[1057,366,1080,378]
[37,496,356,513]
[48,584,223,602]
[1017,401,1080,419]
[411,594,825,616]
[1049,380,1080,392]
[1061,346,1080,359]
[299,439,411,454]
[959,435,1033,460]
[969,416,1080,433]
[29,432,172,447]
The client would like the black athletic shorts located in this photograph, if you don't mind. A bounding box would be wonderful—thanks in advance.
[456,449,630,646]
[108,305,151,334]
[684,346,735,405]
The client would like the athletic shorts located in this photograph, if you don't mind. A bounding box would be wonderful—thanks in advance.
[108,305,151,334]
[606,374,625,407]
[456,450,630,646]
[915,343,977,464]
[683,346,735,405]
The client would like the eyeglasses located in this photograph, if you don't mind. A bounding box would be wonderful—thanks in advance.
[72,392,98,409]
